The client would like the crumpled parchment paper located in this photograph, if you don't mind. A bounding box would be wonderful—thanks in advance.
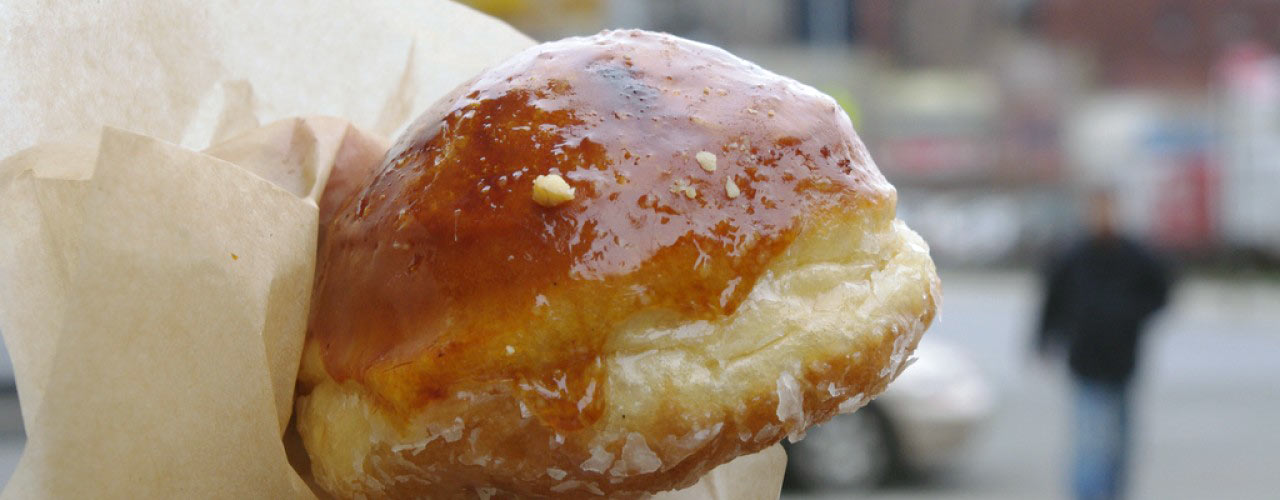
[0,1,786,498]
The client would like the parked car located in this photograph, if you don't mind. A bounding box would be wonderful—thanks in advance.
[783,337,994,490]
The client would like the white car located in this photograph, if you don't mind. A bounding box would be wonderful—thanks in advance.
[783,337,994,490]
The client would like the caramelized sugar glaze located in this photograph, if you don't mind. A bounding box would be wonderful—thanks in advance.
[306,30,891,431]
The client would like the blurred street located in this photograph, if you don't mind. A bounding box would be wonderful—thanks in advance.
[2,271,1278,498]
[783,270,1280,500]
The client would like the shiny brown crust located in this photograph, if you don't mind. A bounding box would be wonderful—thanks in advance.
[298,29,938,499]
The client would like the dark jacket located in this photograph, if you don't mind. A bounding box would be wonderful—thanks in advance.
[1037,235,1172,383]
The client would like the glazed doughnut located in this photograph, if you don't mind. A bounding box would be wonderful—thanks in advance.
[297,29,939,499]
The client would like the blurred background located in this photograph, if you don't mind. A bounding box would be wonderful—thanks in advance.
[2,0,1278,498]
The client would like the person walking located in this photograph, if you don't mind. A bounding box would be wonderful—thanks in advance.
[1036,190,1173,500]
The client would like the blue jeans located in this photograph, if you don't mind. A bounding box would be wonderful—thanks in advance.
[1072,377,1131,500]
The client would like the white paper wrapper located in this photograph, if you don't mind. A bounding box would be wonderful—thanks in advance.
[0,1,786,498]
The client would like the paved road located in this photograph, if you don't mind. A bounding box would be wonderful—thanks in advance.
[787,271,1280,500]
[1,271,1278,498]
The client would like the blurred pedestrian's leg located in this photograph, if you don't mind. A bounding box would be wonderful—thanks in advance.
[1072,377,1129,500]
